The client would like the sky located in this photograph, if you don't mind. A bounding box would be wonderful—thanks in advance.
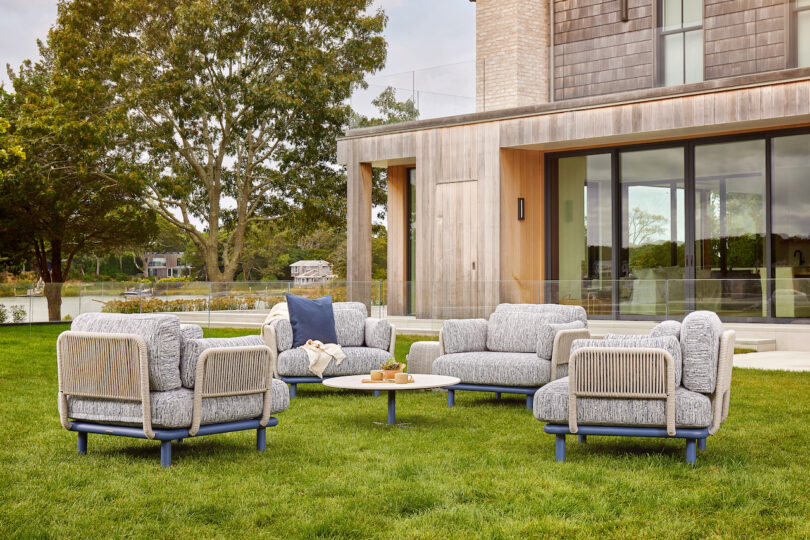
[0,0,477,118]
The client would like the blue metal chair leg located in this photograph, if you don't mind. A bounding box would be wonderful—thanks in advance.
[526,394,533,409]
[160,440,172,467]
[578,434,587,444]
[698,438,707,451]
[685,438,697,464]
[494,392,501,399]
[373,390,380,397]
[77,432,87,455]
[555,434,566,462]
[289,383,297,398]
[447,389,455,407]
[387,391,396,425]
[256,427,266,451]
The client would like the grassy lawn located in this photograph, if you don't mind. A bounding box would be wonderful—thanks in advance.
[1,325,808,538]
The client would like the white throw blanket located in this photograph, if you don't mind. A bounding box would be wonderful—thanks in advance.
[300,340,346,378]
[262,302,345,377]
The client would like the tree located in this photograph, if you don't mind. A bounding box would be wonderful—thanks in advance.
[350,86,419,128]
[0,89,24,174]
[0,46,154,320]
[628,206,667,247]
[51,0,387,282]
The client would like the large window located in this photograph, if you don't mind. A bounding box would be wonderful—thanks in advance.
[659,0,703,86]
[619,147,686,316]
[406,167,417,315]
[549,129,810,322]
[794,0,810,67]
[554,154,613,315]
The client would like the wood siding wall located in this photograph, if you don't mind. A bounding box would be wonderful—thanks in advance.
[386,166,409,316]
[704,0,787,79]
[553,0,656,101]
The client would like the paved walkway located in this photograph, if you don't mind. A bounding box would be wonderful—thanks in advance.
[733,351,810,372]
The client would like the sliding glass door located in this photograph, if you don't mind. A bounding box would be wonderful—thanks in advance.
[619,147,686,316]
[694,140,766,317]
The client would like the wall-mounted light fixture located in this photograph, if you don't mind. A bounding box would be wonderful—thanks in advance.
[518,197,525,221]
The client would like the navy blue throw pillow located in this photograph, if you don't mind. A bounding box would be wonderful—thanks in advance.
[286,293,338,348]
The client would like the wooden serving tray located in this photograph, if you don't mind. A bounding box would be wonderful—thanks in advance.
[361,379,413,384]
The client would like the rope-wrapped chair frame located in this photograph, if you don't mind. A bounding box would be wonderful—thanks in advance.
[57,330,281,466]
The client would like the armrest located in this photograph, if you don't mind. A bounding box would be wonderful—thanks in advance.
[568,347,677,436]
[549,328,591,380]
[190,345,273,436]
[260,324,280,378]
[364,317,394,353]
[56,331,154,439]
[709,330,735,435]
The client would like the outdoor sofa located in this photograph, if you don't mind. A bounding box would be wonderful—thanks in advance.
[261,301,396,397]
[432,304,590,408]
[534,311,735,464]
[57,313,289,467]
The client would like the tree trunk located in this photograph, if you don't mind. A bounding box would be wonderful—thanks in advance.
[44,282,63,322]
[96,256,101,275]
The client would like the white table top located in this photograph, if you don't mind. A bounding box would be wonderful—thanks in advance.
[322,374,460,391]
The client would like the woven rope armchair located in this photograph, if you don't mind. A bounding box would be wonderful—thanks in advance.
[535,311,735,465]
[57,315,288,467]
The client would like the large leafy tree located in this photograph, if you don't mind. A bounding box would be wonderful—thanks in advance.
[51,0,387,282]
[0,46,154,320]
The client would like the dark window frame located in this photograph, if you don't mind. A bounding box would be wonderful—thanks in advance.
[544,125,810,324]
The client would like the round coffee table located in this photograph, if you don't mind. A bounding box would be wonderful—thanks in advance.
[322,374,461,425]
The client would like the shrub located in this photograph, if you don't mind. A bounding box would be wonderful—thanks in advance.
[0,304,7,323]
[10,305,26,323]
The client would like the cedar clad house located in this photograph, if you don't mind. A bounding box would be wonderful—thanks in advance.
[339,0,810,324]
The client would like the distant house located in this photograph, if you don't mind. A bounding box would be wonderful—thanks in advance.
[146,252,190,279]
[291,260,335,285]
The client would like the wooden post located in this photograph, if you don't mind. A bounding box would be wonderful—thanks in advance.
[347,157,373,307]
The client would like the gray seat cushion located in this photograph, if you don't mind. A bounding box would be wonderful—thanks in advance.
[277,346,390,377]
[432,352,551,387]
[680,311,723,393]
[442,319,488,353]
[71,313,182,392]
[573,335,683,387]
[533,377,712,428]
[66,379,289,429]
[180,335,265,388]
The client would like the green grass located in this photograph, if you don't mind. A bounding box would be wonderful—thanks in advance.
[1,325,808,538]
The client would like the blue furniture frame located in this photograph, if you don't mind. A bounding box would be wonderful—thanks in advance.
[443,384,539,409]
[543,424,710,464]
[69,417,279,467]
[282,376,381,398]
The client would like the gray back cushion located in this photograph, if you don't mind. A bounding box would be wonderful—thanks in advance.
[487,311,552,353]
[680,311,723,393]
[651,320,682,340]
[334,308,366,347]
[574,335,683,387]
[180,335,265,388]
[537,320,586,360]
[365,318,392,351]
[333,302,368,317]
[71,313,182,391]
[442,319,488,354]
[495,303,587,325]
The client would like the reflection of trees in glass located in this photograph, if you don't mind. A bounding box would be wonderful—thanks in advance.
[630,242,684,270]
[704,191,765,271]
[628,206,667,246]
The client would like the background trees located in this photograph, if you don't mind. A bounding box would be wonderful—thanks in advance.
[51,0,387,282]
[0,47,154,320]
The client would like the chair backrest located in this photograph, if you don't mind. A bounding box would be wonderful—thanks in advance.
[495,303,587,325]
[70,313,182,391]
[332,302,367,347]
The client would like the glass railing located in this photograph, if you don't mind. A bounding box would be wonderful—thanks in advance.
[349,25,802,127]
[1,279,808,329]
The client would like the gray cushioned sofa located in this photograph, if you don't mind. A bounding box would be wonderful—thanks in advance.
[534,311,735,464]
[261,302,396,397]
[432,304,590,408]
[58,313,289,466]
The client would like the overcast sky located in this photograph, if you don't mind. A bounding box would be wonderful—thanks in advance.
[1,0,477,117]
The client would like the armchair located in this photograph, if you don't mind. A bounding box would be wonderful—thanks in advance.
[58,313,289,467]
